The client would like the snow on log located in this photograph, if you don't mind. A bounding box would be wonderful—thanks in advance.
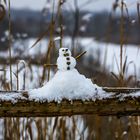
[0,88,140,117]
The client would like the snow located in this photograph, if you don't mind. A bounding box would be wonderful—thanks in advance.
[0,87,140,103]
[80,25,86,32]
[82,13,92,21]
[118,90,140,101]
[131,19,136,24]
[0,92,26,103]
[4,30,9,37]
[54,36,61,41]
[28,68,108,102]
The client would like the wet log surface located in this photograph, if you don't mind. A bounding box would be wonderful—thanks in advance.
[0,88,140,117]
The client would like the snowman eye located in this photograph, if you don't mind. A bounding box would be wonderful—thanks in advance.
[65,49,68,51]
[62,49,64,51]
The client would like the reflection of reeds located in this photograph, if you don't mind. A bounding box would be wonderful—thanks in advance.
[1,115,140,140]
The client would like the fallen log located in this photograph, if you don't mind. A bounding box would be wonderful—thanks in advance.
[103,87,140,93]
[0,87,140,117]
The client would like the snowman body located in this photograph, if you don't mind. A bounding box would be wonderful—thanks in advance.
[57,48,76,71]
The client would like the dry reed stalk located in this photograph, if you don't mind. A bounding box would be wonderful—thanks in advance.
[30,23,52,49]
[120,0,124,83]
[0,3,5,21]
[16,60,27,90]
[47,41,53,81]
[111,1,132,87]
[123,2,130,45]
[103,2,116,70]
[8,0,12,90]
[41,0,56,83]
[58,0,64,48]
[72,0,80,56]
[47,0,56,82]
[137,2,140,24]
[16,63,19,90]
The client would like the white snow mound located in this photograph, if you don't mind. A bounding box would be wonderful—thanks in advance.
[29,69,108,102]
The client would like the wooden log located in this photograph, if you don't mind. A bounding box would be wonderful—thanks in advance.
[0,97,140,117]
[103,87,140,93]
[0,87,140,117]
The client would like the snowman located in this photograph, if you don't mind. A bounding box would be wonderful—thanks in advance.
[57,48,76,71]
[29,48,107,102]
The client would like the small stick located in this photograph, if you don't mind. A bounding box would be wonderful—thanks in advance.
[75,51,87,60]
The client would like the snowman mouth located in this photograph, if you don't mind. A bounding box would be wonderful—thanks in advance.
[63,53,69,57]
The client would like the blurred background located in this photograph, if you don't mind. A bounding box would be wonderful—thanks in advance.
[0,0,140,139]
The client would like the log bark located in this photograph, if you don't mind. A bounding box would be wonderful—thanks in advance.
[0,88,140,117]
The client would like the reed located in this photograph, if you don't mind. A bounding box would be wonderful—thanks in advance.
[8,0,12,90]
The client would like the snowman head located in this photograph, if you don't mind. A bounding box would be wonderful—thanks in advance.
[59,48,72,57]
